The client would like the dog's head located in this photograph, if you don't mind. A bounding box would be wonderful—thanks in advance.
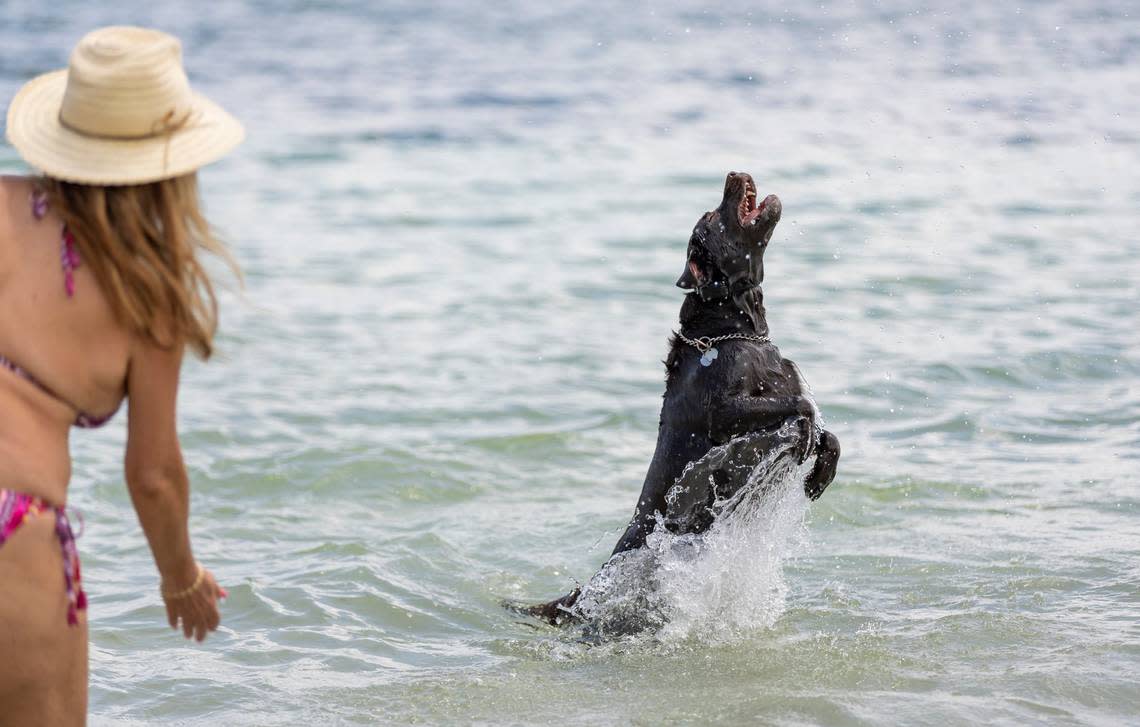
[676,171,781,295]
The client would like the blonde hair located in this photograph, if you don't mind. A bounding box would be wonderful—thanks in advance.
[42,173,238,359]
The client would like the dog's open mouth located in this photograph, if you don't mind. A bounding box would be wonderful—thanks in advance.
[738,177,761,226]
[728,173,779,229]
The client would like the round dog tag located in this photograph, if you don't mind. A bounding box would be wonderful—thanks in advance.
[700,347,719,367]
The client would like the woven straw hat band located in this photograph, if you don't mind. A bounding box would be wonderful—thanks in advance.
[58,27,194,140]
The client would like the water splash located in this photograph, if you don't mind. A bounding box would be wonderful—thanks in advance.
[567,421,813,646]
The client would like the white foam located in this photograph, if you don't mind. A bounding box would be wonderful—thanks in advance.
[569,422,813,646]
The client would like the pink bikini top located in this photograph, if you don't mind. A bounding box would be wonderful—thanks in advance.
[0,191,119,428]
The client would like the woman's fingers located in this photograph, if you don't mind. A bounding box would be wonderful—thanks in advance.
[181,605,194,638]
[198,595,217,640]
[195,595,209,641]
[184,597,203,640]
[201,571,221,632]
[191,604,205,641]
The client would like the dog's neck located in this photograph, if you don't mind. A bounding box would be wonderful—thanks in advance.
[678,286,769,338]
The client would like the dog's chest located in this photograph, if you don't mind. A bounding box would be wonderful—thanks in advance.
[662,348,754,425]
[665,343,798,406]
[659,354,709,427]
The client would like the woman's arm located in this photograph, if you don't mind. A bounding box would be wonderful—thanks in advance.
[124,338,222,641]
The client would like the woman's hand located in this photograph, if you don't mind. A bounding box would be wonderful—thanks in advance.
[162,564,227,642]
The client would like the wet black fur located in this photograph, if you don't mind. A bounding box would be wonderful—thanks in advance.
[522,173,840,625]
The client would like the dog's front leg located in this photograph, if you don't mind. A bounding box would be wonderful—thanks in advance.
[804,429,840,500]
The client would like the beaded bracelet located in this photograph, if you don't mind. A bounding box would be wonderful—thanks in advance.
[162,563,204,600]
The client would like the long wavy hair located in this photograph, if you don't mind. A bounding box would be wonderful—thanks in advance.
[41,173,238,360]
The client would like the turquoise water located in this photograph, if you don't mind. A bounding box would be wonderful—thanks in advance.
[2,1,1138,724]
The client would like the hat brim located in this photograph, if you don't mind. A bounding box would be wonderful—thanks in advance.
[6,69,244,186]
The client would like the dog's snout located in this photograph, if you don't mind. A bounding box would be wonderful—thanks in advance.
[724,171,754,194]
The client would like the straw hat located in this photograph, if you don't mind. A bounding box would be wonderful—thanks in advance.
[6,26,244,185]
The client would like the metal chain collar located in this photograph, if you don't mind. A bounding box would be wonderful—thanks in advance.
[675,330,770,354]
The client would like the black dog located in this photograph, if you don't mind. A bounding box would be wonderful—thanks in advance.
[525,172,839,625]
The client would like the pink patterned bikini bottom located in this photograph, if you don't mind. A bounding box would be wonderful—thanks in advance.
[0,489,87,625]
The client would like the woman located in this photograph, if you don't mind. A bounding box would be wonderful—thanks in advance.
[0,26,243,723]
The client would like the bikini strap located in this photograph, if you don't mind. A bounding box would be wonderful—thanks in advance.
[61,229,80,298]
[31,188,48,219]
[30,189,81,299]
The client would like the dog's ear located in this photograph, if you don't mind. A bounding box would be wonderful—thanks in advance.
[678,221,712,290]
[678,254,714,289]
[676,261,698,290]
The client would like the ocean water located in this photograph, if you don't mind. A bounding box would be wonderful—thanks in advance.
[2,1,1138,724]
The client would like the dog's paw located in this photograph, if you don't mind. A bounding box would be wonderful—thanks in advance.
[804,459,836,500]
[510,588,582,626]
[804,475,829,500]
[803,431,839,499]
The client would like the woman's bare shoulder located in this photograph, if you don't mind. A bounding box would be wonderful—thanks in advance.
[0,174,34,194]
[0,177,28,255]
[0,175,35,225]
